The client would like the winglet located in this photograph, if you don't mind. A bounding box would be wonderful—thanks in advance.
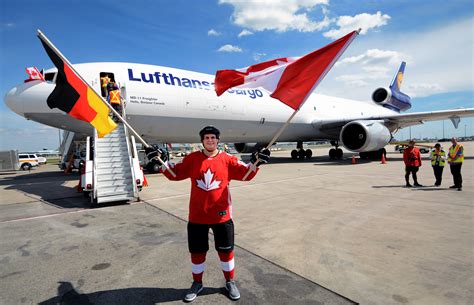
[390,61,406,92]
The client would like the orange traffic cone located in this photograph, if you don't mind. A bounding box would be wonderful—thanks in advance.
[381,153,387,164]
[351,155,357,164]
[141,166,148,187]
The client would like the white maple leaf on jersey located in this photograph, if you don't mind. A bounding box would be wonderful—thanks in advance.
[196,168,221,192]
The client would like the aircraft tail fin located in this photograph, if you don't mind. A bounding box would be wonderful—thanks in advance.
[389,61,406,92]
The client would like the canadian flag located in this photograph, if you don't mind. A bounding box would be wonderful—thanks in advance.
[214,30,359,110]
[25,67,45,82]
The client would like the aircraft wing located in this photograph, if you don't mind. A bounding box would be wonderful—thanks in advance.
[320,108,474,130]
[316,108,474,136]
[381,108,474,129]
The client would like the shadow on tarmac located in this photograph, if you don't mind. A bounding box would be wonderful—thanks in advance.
[0,168,129,210]
[38,281,223,305]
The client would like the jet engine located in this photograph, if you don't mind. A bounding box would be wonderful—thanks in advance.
[234,143,268,153]
[371,87,411,112]
[340,120,391,152]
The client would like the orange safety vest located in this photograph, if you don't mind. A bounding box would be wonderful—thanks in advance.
[109,90,121,105]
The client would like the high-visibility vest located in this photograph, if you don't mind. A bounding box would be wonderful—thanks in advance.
[430,149,446,167]
[448,144,464,163]
[109,90,121,105]
[100,76,110,88]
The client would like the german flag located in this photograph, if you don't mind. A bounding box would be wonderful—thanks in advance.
[38,32,117,137]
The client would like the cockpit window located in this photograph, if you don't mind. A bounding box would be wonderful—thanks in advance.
[44,72,56,83]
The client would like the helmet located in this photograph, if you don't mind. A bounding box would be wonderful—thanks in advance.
[199,125,220,141]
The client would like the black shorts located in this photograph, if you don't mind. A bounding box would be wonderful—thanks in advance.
[405,166,419,173]
[187,219,234,253]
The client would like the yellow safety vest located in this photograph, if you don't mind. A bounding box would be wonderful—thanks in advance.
[430,149,446,167]
[109,90,121,105]
[448,144,464,163]
[100,76,110,88]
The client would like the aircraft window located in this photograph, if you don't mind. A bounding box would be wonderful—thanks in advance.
[44,72,56,83]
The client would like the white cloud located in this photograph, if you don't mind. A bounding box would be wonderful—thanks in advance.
[0,111,60,151]
[336,49,408,67]
[323,11,390,39]
[253,52,266,61]
[219,0,330,32]
[217,44,243,52]
[3,22,15,28]
[316,17,473,101]
[208,29,221,36]
[238,29,254,37]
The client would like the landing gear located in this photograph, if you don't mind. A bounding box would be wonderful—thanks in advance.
[145,147,169,173]
[290,142,313,160]
[329,141,343,160]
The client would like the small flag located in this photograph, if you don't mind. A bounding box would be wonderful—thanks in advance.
[25,67,45,82]
[215,30,359,110]
[37,32,117,137]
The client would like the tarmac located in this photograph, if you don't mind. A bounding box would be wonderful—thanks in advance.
[0,142,472,305]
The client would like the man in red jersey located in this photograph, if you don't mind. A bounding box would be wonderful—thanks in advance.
[160,126,269,302]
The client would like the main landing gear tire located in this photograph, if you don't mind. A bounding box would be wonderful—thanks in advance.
[146,161,162,173]
[329,148,343,160]
[291,149,298,160]
[291,149,313,160]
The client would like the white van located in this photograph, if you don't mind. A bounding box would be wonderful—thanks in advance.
[18,154,39,170]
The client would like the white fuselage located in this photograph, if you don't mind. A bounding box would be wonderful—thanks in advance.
[5,62,397,144]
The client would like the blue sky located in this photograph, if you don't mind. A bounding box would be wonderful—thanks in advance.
[1,0,473,151]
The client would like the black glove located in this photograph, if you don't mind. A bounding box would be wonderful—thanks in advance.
[145,145,163,160]
[250,149,270,166]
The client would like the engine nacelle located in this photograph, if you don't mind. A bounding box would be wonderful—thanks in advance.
[372,87,411,112]
[340,120,391,152]
[234,143,267,153]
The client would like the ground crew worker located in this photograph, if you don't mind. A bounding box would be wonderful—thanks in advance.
[448,137,464,191]
[403,140,423,187]
[107,82,121,118]
[100,74,111,97]
[157,125,270,302]
[430,143,446,186]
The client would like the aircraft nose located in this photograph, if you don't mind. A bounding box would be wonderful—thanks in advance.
[4,85,24,116]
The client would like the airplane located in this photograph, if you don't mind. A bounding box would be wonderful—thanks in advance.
[5,60,474,162]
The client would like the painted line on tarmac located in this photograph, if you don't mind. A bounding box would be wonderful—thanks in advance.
[0,208,90,224]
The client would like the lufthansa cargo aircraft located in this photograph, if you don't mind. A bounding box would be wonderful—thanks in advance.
[5,61,474,159]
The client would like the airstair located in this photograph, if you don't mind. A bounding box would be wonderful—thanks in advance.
[81,84,144,206]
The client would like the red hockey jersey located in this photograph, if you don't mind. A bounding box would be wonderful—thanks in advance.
[161,151,258,224]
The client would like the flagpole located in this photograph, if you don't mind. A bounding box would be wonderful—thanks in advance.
[37,30,175,177]
[242,29,361,180]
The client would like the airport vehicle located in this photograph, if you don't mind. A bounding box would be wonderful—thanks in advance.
[18,153,39,170]
[5,61,474,161]
[36,155,47,164]
[395,145,430,154]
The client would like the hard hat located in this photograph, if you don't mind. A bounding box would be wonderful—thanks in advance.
[199,125,220,141]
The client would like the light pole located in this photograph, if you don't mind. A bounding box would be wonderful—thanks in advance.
[442,120,445,139]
